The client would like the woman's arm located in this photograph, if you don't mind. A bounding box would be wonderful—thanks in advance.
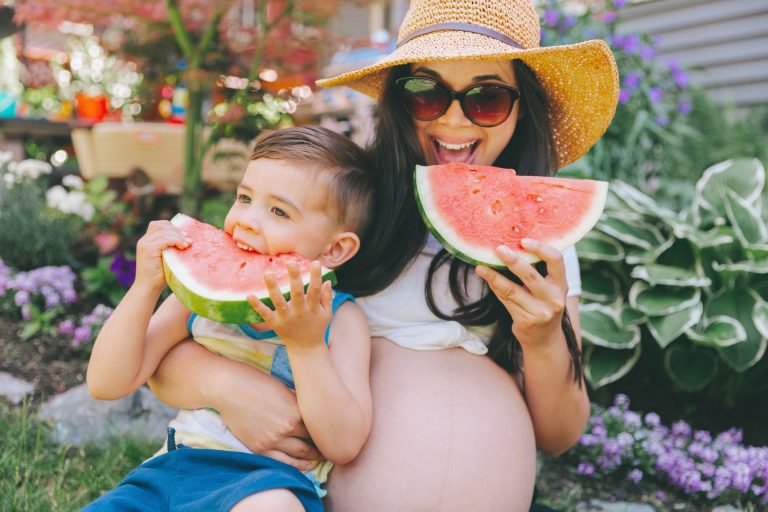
[476,240,590,456]
[148,341,322,470]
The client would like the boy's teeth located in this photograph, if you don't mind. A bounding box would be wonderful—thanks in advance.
[436,139,476,150]
[236,242,254,252]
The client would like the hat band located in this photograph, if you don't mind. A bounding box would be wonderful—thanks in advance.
[397,22,525,50]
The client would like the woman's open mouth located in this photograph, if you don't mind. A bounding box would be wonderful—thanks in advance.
[432,138,479,164]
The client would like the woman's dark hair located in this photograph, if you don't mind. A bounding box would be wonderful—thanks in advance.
[336,61,582,382]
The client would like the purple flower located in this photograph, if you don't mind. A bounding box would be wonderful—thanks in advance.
[561,16,577,30]
[639,45,655,61]
[109,253,136,287]
[656,115,669,127]
[648,87,663,103]
[614,0,627,8]
[58,319,76,336]
[619,89,631,104]
[14,290,30,307]
[672,420,692,438]
[678,100,692,114]
[543,9,559,27]
[672,69,689,88]
[71,326,93,347]
[598,11,617,23]
[577,462,595,476]
[628,468,643,483]
[644,412,661,428]
[614,393,630,409]
[624,72,641,89]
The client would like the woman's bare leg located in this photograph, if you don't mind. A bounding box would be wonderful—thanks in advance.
[327,338,537,512]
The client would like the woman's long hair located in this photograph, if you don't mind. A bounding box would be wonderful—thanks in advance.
[336,61,583,382]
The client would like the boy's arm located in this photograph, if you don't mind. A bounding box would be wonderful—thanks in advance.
[87,219,193,401]
[248,262,372,465]
[87,292,190,400]
[288,301,372,465]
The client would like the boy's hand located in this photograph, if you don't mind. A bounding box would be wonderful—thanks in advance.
[135,220,192,292]
[247,261,332,350]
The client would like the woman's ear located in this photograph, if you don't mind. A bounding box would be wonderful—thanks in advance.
[318,232,361,269]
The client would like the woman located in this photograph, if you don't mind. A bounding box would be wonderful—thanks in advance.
[150,0,618,509]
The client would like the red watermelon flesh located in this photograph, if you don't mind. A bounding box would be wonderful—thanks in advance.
[162,214,335,324]
[414,163,608,267]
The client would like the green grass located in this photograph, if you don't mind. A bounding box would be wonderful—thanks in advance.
[1,401,156,511]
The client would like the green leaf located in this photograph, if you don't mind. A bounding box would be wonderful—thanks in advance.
[580,304,641,349]
[723,189,768,245]
[20,322,41,341]
[712,259,768,274]
[754,301,768,339]
[694,158,766,213]
[673,225,735,248]
[598,216,665,250]
[581,270,621,303]
[708,289,768,372]
[647,303,704,348]
[576,231,625,262]
[609,180,678,220]
[629,282,701,316]
[631,264,711,287]
[744,243,768,260]
[620,305,646,326]
[625,237,674,266]
[585,344,641,389]
[664,345,719,392]
[686,315,747,348]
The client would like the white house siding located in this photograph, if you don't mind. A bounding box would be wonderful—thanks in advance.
[619,0,768,107]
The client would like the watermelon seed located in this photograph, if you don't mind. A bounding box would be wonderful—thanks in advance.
[538,207,545,214]
[513,226,520,233]
[491,199,503,214]
[240,261,247,269]
[472,188,480,194]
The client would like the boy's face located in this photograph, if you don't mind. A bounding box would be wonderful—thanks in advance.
[224,158,342,261]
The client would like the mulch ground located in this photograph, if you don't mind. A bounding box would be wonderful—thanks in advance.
[0,316,88,401]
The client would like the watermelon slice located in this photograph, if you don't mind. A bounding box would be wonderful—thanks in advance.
[414,163,608,267]
[162,214,336,324]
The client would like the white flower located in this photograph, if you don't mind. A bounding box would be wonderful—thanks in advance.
[79,202,95,221]
[62,174,85,190]
[46,185,68,209]
[16,159,52,181]
[2,172,15,189]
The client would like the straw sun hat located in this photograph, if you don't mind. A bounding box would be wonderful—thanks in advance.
[317,0,619,168]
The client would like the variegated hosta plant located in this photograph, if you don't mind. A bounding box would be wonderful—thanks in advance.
[577,159,768,402]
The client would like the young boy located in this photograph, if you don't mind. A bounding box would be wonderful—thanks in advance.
[84,127,374,512]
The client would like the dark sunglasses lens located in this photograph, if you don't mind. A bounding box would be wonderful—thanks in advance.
[464,85,516,127]
[401,78,450,120]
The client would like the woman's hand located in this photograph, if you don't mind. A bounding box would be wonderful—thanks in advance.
[475,238,567,348]
[135,220,191,292]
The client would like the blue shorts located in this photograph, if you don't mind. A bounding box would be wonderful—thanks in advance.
[82,433,323,512]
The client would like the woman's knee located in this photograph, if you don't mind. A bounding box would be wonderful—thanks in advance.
[230,488,304,512]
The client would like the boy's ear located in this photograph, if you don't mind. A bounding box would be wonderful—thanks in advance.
[318,231,360,269]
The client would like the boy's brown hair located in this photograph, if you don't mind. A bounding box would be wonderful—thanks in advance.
[250,126,374,238]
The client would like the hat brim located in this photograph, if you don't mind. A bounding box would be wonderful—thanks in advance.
[317,31,619,168]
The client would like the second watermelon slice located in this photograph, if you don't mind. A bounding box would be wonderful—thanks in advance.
[414,163,608,267]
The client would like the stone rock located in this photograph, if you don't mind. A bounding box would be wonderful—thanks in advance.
[576,500,656,512]
[0,371,35,404]
[38,383,178,447]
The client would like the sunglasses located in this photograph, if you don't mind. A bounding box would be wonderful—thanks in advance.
[396,76,521,128]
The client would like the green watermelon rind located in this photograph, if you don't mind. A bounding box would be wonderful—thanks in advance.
[163,214,336,324]
[413,164,608,269]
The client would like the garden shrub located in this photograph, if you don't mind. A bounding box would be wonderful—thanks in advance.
[0,154,84,270]
[576,159,768,407]
[539,0,768,210]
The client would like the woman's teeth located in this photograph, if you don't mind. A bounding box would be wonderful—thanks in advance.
[436,139,476,150]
